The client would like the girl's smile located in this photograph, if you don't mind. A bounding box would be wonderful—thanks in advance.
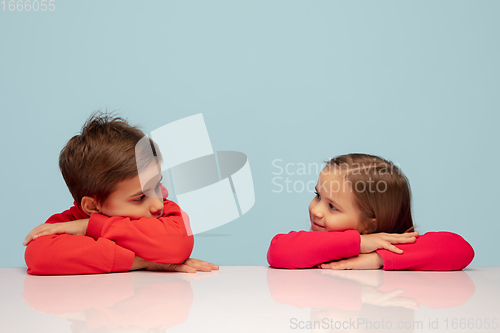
[309,168,370,234]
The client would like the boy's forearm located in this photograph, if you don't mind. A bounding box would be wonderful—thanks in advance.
[25,234,135,275]
[130,256,150,271]
[86,213,194,264]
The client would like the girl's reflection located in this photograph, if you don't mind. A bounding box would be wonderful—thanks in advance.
[267,269,475,333]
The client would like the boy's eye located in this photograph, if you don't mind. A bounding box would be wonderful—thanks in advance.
[134,182,163,202]
[314,191,320,199]
[329,203,338,211]
[134,195,145,202]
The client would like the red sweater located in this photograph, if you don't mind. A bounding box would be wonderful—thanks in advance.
[25,199,194,275]
[267,230,474,270]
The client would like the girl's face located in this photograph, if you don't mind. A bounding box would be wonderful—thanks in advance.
[309,168,368,233]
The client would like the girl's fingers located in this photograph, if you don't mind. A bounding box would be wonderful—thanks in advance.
[388,231,418,238]
[320,262,335,269]
[331,262,350,270]
[386,243,404,254]
[385,233,417,244]
[390,236,416,244]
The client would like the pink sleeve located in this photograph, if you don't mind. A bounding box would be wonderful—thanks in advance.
[376,231,475,271]
[24,234,135,275]
[86,200,194,264]
[267,230,361,269]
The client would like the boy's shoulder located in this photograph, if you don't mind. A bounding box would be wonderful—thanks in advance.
[45,202,88,224]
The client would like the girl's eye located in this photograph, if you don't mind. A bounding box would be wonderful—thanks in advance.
[329,203,338,211]
[314,191,320,199]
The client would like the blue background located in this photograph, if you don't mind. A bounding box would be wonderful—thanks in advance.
[1,0,498,267]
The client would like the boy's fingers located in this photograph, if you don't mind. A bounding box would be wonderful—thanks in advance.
[189,262,214,272]
[177,265,197,273]
[23,227,45,245]
[185,258,219,271]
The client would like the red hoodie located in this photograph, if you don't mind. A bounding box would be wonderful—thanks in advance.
[25,197,194,275]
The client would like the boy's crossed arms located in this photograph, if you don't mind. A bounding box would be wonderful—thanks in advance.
[24,201,218,275]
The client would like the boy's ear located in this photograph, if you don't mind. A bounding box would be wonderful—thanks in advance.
[80,196,101,216]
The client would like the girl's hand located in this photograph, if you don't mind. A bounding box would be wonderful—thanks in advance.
[360,231,418,254]
[360,286,420,310]
[23,219,90,246]
[319,253,384,270]
[147,258,219,273]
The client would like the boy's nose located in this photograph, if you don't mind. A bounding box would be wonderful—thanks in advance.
[151,198,164,217]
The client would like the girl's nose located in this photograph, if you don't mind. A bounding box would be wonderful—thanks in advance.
[310,202,323,218]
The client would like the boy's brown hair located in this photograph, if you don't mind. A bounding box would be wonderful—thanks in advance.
[325,153,414,234]
[59,111,162,206]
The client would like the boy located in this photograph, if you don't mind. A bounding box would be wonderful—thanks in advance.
[23,112,218,275]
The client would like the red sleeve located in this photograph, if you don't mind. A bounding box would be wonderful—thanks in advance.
[267,230,361,269]
[376,231,475,271]
[25,203,135,275]
[86,200,194,264]
[25,234,135,275]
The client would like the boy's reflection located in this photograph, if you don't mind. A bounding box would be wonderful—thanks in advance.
[267,269,475,333]
[22,271,218,332]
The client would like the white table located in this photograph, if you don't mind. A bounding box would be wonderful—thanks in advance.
[1,267,499,333]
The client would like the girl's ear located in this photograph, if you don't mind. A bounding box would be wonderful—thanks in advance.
[362,219,377,234]
[80,196,101,216]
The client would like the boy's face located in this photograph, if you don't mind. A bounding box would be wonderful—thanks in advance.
[309,168,367,233]
[98,162,165,219]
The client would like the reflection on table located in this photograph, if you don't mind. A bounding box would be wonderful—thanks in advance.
[22,270,219,333]
[267,269,475,332]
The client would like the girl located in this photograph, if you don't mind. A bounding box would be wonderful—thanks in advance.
[267,153,474,270]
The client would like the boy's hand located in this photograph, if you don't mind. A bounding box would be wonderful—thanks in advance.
[359,231,418,254]
[146,258,219,273]
[23,219,90,246]
[319,253,384,270]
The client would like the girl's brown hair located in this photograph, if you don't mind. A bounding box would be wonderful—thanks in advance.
[59,111,162,206]
[325,153,414,234]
